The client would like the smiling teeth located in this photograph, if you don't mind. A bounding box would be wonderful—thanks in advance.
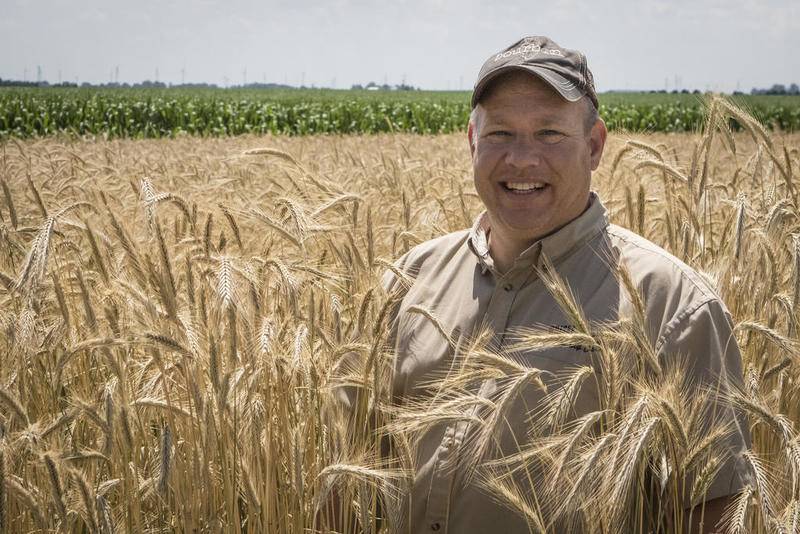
[506,182,546,191]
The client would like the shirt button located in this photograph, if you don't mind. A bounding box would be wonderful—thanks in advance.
[503,282,513,291]
[431,522,441,531]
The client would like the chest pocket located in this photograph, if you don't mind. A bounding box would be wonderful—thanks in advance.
[393,276,486,398]
[393,299,460,398]
[504,289,605,370]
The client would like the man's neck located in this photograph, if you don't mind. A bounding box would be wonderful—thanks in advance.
[486,196,594,275]
[487,229,534,274]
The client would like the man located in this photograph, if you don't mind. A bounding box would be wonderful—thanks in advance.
[334,36,748,533]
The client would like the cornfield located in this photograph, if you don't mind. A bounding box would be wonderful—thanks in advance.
[1,87,799,138]
[0,96,799,533]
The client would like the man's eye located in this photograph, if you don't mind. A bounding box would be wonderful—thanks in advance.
[539,130,566,142]
[487,130,511,137]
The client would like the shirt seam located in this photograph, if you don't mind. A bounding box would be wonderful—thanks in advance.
[546,221,608,269]
[403,230,472,278]
[606,225,717,302]
[605,226,722,353]
[655,298,719,354]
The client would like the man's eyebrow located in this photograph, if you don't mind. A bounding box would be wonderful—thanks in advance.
[481,118,509,129]
[482,113,572,129]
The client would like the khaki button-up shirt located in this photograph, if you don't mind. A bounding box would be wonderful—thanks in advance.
[367,193,746,533]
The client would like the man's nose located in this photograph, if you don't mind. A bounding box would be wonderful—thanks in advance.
[504,137,541,168]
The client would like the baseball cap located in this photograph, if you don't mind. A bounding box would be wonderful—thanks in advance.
[471,36,598,110]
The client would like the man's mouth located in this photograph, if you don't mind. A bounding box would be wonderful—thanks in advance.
[501,182,549,194]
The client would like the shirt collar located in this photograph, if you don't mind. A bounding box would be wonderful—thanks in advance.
[468,191,609,275]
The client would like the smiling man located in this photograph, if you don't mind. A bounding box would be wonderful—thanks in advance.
[468,62,604,275]
[335,36,749,534]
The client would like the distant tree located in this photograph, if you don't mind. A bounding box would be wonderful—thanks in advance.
[751,83,799,95]
[138,80,167,88]
[0,78,38,87]
[768,84,787,95]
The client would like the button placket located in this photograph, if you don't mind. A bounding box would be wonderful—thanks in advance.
[425,424,458,530]
[485,275,521,346]
[422,265,530,531]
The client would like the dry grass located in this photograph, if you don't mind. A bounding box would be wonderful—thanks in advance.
[0,98,799,533]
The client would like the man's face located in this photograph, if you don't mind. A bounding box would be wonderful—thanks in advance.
[469,71,606,245]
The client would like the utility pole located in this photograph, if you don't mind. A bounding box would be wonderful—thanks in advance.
[155,67,159,83]
[243,67,247,86]
[58,69,62,84]
[115,65,119,84]
[37,65,42,83]
[181,67,185,85]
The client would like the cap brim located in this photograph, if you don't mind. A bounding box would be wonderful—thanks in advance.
[471,65,584,108]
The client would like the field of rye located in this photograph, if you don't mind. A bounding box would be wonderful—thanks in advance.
[0,97,799,533]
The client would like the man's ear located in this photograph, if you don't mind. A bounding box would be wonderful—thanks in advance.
[468,122,476,157]
[589,119,607,171]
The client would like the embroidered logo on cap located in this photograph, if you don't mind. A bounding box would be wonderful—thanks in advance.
[494,40,565,62]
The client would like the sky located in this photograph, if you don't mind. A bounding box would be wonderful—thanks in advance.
[1,0,798,93]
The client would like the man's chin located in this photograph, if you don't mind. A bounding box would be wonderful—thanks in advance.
[491,200,589,241]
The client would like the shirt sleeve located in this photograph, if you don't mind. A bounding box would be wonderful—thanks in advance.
[657,298,751,505]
